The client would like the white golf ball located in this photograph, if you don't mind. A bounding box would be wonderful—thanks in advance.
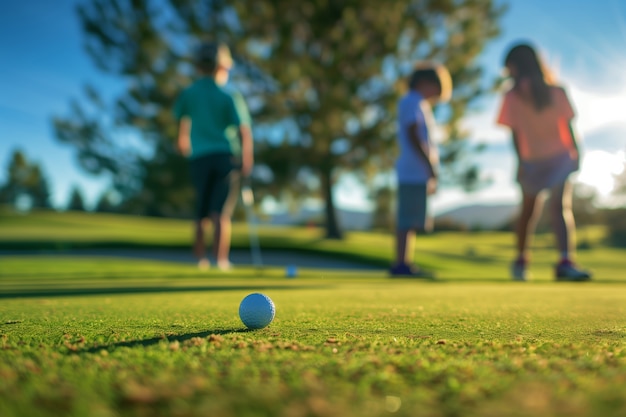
[239,293,275,329]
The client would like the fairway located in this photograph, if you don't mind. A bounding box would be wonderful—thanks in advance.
[1,255,626,417]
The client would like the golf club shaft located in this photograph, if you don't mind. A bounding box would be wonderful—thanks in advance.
[241,183,263,267]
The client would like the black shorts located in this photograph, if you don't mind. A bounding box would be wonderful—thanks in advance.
[189,153,240,220]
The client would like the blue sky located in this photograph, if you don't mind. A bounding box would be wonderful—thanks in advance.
[1,0,626,212]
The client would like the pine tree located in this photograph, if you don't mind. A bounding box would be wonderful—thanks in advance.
[67,186,87,211]
[0,150,52,210]
[94,190,119,213]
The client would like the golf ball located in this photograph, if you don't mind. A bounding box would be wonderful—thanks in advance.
[239,293,275,329]
[286,265,298,278]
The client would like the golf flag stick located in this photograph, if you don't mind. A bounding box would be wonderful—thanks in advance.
[241,178,263,268]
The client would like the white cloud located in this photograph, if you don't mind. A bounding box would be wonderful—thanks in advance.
[460,100,510,144]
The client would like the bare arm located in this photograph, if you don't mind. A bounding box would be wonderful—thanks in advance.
[407,122,437,194]
[511,130,526,181]
[177,117,191,156]
[406,122,436,178]
[240,124,254,177]
[568,122,581,169]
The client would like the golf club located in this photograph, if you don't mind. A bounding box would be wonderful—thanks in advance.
[241,178,263,269]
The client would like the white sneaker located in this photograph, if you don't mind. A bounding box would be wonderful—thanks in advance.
[511,259,528,281]
[217,260,232,272]
[198,258,210,271]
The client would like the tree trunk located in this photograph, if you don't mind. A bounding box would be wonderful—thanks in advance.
[321,165,343,240]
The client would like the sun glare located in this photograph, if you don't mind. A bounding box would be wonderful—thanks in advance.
[577,150,625,196]
[568,85,626,133]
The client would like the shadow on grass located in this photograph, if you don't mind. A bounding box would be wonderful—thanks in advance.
[0,284,333,299]
[78,328,250,354]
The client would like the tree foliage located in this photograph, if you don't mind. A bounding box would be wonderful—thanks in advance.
[235,0,505,237]
[0,150,52,210]
[54,0,505,237]
[67,186,87,211]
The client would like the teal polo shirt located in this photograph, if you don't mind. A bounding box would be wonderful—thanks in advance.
[174,78,250,158]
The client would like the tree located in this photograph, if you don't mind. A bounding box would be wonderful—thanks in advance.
[371,186,393,231]
[54,0,505,238]
[603,159,626,246]
[0,150,52,210]
[94,190,120,213]
[235,0,505,237]
[67,186,87,211]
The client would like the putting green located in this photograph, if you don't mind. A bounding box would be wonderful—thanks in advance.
[1,256,625,417]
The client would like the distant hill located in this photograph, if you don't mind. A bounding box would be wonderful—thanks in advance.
[267,203,519,231]
[268,207,373,230]
[436,204,518,230]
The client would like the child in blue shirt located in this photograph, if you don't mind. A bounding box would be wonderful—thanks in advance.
[391,64,452,277]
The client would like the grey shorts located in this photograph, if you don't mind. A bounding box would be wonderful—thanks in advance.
[518,151,578,195]
[397,183,430,231]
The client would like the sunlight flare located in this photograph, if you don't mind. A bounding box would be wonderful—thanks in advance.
[577,150,625,196]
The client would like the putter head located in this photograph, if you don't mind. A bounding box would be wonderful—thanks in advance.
[241,177,255,206]
[241,186,254,206]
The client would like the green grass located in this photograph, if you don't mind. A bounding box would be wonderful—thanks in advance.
[0,208,617,280]
[1,258,626,417]
[1,210,626,416]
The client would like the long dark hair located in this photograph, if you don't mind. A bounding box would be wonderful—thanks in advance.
[504,43,553,111]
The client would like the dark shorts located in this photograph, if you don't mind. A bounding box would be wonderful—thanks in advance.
[189,153,240,220]
[397,183,431,232]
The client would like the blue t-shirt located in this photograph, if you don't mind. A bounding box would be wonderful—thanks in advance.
[395,91,438,184]
[174,78,246,158]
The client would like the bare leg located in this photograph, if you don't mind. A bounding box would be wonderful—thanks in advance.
[395,229,415,265]
[193,218,207,259]
[516,192,543,260]
[211,213,232,269]
[194,218,211,270]
[549,181,575,259]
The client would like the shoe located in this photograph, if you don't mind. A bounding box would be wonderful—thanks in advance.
[198,258,210,271]
[511,258,528,281]
[217,260,233,272]
[389,263,435,279]
[555,260,591,281]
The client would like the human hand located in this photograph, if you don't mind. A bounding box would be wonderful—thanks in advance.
[427,177,438,195]
[572,149,581,171]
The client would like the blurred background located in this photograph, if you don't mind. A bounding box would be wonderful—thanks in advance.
[1,0,625,241]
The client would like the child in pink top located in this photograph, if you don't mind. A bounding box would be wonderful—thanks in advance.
[496,43,591,281]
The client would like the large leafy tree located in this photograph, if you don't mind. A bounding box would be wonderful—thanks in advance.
[236,0,505,237]
[54,0,505,238]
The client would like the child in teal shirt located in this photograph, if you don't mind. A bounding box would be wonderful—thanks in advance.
[174,42,253,270]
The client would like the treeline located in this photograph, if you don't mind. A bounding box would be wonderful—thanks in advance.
[0,149,116,213]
